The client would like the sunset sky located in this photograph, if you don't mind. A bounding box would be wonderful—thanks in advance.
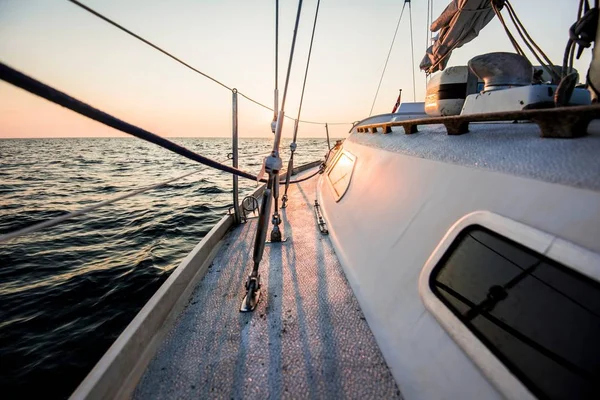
[0,0,590,138]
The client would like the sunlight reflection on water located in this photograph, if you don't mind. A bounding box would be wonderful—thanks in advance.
[0,137,330,399]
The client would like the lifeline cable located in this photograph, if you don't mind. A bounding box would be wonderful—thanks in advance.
[67,0,232,91]
[66,0,351,127]
[0,62,317,187]
[0,62,257,180]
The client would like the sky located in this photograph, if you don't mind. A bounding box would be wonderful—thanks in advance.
[0,0,591,139]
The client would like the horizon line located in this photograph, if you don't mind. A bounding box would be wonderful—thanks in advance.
[0,136,343,140]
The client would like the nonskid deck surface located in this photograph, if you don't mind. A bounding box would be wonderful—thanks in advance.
[134,172,401,399]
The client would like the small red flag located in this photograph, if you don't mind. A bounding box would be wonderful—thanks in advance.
[392,89,402,113]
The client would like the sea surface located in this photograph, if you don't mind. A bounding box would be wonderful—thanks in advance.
[0,137,332,399]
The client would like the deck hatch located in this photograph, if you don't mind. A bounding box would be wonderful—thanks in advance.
[326,150,356,202]
[429,225,600,399]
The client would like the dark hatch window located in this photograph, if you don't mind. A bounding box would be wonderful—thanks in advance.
[430,226,600,400]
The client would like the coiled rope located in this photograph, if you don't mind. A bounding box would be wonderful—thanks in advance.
[563,0,599,78]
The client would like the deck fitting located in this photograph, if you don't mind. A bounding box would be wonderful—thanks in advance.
[402,123,418,134]
[444,121,469,135]
[240,274,261,312]
[355,104,600,138]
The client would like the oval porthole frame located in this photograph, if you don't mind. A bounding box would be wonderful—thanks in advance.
[418,210,600,400]
[325,149,356,202]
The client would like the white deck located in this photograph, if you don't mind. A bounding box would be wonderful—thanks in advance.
[318,122,600,399]
[134,170,401,399]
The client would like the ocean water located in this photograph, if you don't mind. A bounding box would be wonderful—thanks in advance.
[0,137,332,399]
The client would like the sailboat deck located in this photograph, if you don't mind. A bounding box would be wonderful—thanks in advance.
[134,170,401,399]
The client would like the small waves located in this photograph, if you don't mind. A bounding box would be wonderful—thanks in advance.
[0,137,330,399]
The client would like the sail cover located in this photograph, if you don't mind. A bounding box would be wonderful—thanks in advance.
[420,0,503,74]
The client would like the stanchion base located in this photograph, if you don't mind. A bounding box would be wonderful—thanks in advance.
[266,238,288,244]
[240,276,261,312]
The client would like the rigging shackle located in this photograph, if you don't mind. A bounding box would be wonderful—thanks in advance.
[272,89,279,133]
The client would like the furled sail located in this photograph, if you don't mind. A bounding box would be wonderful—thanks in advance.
[420,0,503,74]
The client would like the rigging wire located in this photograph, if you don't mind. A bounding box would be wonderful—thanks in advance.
[66,0,351,127]
[275,0,279,98]
[0,62,327,242]
[282,0,322,206]
[491,2,526,57]
[502,1,560,82]
[425,0,431,89]
[0,62,319,187]
[273,0,280,127]
[66,0,232,92]
[294,0,321,136]
[0,62,256,180]
[408,1,416,102]
[0,169,202,244]
[0,2,337,244]
[369,1,408,116]
[504,1,557,72]
[278,0,303,122]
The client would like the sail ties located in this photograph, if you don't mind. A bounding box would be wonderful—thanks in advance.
[421,0,499,75]
[421,0,560,86]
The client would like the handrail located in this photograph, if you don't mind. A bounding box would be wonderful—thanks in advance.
[354,104,600,138]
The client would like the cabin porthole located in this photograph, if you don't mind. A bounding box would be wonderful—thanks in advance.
[326,150,356,202]
[419,211,600,400]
